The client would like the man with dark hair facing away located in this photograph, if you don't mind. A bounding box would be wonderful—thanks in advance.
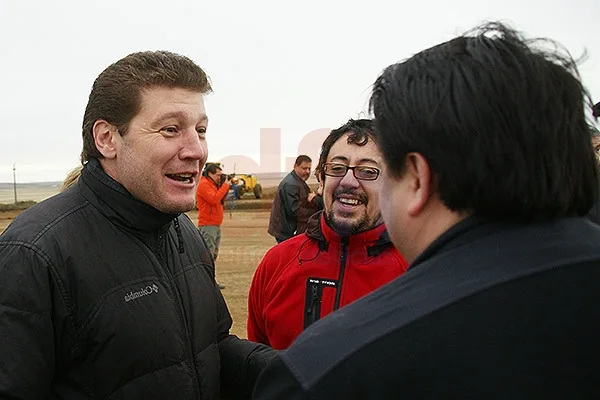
[252,22,600,399]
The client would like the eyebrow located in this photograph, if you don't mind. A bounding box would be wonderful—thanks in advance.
[329,156,380,165]
[153,111,209,125]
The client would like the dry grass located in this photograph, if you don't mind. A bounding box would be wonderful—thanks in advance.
[0,201,36,211]
[186,209,275,337]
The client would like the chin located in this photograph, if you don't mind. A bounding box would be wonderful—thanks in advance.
[160,204,194,214]
[331,219,359,235]
[155,196,195,214]
[175,199,196,213]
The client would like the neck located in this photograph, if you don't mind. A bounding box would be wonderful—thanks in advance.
[404,206,471,263]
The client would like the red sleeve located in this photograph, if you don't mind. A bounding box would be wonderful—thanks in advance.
[247,254,272,345]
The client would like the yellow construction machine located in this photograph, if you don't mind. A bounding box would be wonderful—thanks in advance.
[202,162,262,199]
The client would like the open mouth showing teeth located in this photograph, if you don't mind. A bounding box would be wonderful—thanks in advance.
[167,174,193,184]
[338,198,362,206]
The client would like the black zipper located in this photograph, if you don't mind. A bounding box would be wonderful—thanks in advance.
[309,284,319,313]
[303,280,322,329]
[333,236,349,310]
[156,229,202,398]
[156,233,164,260]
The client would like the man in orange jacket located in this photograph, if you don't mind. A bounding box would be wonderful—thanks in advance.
[196,163,232,289]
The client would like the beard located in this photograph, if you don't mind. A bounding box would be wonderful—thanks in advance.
[325,188,381,235]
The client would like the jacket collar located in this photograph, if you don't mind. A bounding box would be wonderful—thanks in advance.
[305,211,392,257]
[79,158,178,233]
[409,215,520,270]
[290,170,308,186]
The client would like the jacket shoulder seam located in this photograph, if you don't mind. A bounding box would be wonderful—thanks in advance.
[31,201,91,244]
[0,240,76,327]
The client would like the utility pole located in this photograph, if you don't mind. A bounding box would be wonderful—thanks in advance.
[12,163,17,204]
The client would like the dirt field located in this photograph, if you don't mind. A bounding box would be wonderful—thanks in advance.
[0,205,276,339]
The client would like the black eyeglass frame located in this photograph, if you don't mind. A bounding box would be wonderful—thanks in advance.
[322,162,381,181]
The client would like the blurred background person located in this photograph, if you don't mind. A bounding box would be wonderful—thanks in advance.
[268,155,321,243]
[196,162,234,289]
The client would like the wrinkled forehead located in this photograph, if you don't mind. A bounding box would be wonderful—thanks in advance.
[137,86,208,123]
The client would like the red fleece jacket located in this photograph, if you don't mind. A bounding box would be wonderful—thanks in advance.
[248,212,409,350]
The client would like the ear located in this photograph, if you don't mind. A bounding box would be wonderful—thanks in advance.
[404,152,433,217]
[93,120,119,159]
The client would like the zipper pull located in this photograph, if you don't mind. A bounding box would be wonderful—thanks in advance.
[307,285,319,314]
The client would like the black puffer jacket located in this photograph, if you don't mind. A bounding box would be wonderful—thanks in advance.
[0,159,273,399]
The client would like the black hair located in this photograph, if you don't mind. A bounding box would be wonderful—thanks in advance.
[370,22,597,220]
[317,119,377,182]
[203,163,222,176]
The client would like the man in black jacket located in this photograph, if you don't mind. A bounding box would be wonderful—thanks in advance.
[0,51,273,399]
[268,155,320,243]
[252,22,600,399]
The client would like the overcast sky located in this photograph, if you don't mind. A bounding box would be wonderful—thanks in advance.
[0,0,597,182]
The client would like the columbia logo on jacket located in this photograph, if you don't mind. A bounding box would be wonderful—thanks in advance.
[124,284,159,302]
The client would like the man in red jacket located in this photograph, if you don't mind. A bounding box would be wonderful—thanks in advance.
[196,163,232,289]
[247,119,409,349]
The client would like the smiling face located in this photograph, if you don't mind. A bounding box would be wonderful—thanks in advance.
[98,86,208,214]
[323,133,384,235]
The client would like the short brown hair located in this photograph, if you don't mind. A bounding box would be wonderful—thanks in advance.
[295,155,312,166]
[81,50,212,163]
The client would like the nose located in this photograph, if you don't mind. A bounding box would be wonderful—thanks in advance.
[179,129,207,164]
[338,168,360,188]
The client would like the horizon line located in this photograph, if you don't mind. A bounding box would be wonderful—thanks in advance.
[0,171,302,186]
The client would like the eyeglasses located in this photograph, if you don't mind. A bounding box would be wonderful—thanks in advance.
[322,162,380,181]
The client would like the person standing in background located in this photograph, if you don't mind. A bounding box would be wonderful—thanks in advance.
[268,155,321,243]
[196,162,234,289]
